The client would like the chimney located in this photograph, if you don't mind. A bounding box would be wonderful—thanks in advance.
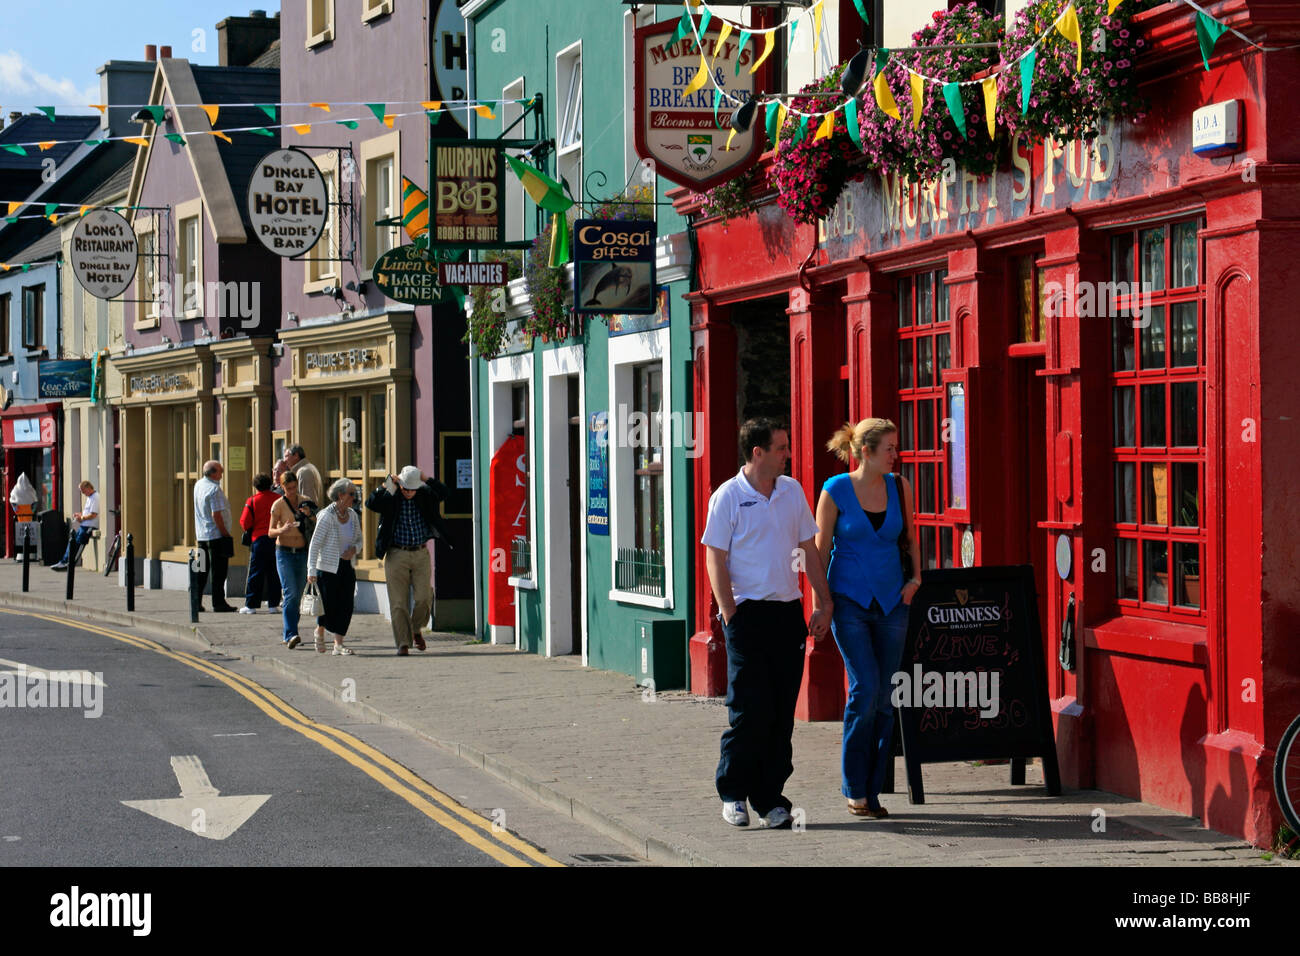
[145,44,156,62]
[96,59,157,138]
[9,111,21,126]
[160,45,173,59]
[216,12,280,67]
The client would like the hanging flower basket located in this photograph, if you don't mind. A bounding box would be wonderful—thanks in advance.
[464,250,522,359]
[692,164,769,225]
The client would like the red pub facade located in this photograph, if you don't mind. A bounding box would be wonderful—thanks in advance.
[681,2,1300,846]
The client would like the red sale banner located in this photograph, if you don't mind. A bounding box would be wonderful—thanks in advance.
[488,433,528,626]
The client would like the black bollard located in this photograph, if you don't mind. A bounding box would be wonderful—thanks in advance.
[189,548,201,623]
[20,526,31,592]
[65,536,77,602]
[125,533,135,612]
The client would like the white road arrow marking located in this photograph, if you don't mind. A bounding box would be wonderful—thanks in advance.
[0,657,105,687]
[121,755,270,841]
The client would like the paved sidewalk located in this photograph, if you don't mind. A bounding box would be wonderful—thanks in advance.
[0,562,1288,866]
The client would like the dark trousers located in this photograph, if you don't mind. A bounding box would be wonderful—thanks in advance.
[59,526,94,565]
[715,599,808,817]
[317,563,356,637]
[244,535,281,608]
[197,538,232,608]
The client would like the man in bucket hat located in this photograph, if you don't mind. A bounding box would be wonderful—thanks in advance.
[366,465,450,655]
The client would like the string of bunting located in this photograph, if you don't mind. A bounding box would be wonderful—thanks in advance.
[11,97,529,123]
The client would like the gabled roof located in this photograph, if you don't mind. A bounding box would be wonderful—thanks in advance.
[0,115,100,171]
[125,58,280,244]
[10,228,60,264]
[81,159,134,207]
[250,38,281,69]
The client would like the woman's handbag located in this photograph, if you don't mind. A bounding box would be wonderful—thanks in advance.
[300,581,322,617]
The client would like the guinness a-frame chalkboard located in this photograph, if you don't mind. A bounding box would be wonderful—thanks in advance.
[896,565,1062,803]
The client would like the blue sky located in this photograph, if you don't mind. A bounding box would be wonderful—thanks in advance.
[0,1,282,111]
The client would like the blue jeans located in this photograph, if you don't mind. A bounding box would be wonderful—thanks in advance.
[60,526,94,565]
[831,594,910,804]
[274,548,308,643]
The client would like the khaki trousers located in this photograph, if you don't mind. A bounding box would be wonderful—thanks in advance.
[384,546,433,648]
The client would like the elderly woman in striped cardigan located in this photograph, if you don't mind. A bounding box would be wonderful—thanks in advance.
[307,478,361,655]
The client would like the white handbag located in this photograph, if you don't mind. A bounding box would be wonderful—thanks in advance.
[300,581,322,617]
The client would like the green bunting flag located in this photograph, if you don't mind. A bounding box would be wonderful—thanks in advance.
[4,217,15,224]
[845,97,862,150]
[875,48,890,77]
[43,203,57,217]
[792,114,810,145]
[698,8,712,49]
[366,103,387,123]
[766,101,780,142]
[789,19,798,51]
[852,0,869,23]
[336,119,360,130]
[547,212,570,268]
[426,111,440,125]
[2,145,27,156]
[1195,10,1229,71]
[1020,47,1037,115]
[164,133,185,145]
[143,105,165,125]
[735,31,752,75]
[670,4,691,48]
[84,138,109,146]
[943,82,967,138]
[713,87,722,128]
[37,106,55,122]
[258,104,277,121]
[250,127,275,136]
[22,263,30,272]
[505,154,573,213]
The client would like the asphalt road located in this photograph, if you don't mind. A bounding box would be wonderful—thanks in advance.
[0,609,644,867]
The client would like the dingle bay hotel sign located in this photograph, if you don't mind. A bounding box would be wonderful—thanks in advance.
[246,147,330,257]
[430,140,504,249]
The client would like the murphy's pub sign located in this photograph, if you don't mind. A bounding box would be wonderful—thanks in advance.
[634,17,763,191]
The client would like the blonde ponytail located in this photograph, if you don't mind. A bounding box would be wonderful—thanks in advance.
[826,417,898,466]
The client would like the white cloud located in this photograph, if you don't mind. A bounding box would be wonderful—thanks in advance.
[0,50,98,107]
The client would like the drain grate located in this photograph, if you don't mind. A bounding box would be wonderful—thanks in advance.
[570,852,642,863]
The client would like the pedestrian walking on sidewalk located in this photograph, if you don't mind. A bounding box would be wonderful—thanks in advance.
[816,419,920,819]
[193,461,236,613]
[268,471,314,647]
[365,465,450,655]
[307,478,360,656]
[282,444,323,513]
[701,418,833,830]
[239,473,282,614]
[51,480,99,571]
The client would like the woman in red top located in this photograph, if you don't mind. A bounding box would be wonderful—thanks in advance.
[240,473,282,613]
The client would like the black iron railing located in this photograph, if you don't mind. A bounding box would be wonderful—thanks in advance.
[614,547,665,597]
[511,535,531,577]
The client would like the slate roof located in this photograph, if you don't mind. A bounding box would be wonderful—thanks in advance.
[190,65,281,229]
[249,39,281,69]
[81,159,134,206]
[10,228,60,264]
[0,115,100,171]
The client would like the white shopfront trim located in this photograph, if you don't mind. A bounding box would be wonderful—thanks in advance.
[489,351,535,647]
[541,345,586,662]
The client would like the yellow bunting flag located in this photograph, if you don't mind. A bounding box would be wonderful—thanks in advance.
[475,104,495,119]
[123,137,149,146]
[684,55,710,96]
[874,70,900,121]
[813,110,835,141]
[48,214,59,224]
[310,102,331,112]
[982,77,998,139]
[774,103,790,148]
[813,0,824,54]
[37,141,55,151]
[292,124,312,135]
[6,202,20,215]
[88,104,107,114]
[726,127,738,151]
[422,101,443,111]
[79,205,90,216]
[1056,3,1083,72]
[210,131,233,144]
[383,114,395,128]
[201,104,219,125]
[712,22,733,59]
[909,71,925,129]
[400,176,430,241]
[1109,0,1123,12]
[751,31,775,74]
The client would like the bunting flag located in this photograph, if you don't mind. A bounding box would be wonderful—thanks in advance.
[37,141,55,151]
[336,120,359,130]
[310,102,331,112]
[813,0,824,54]
[874,70,900,121]
[910,70,925,129]
[943,82,966,138]
[88,104,107,115]
[400,176,430,241]
[851,0,869,23]
[250,127,275,136]
[1109,0,1123,12]
[426,112,441,125]
[6,202,20,215]
[210,130,233,143]
[84,138,109,146]
[1056,3,1083,73]
[1020,48,1038,115]
[788,18,798,52]
[712,22,732,59]
[2,145,26,156]
[79,205,90,216]
[422,100,443,111]
[292,124,312,134]
[123,136,149,146]
[382,114,396,127]
[475,104,495,119]
[813,110,835,141]
[142,105,165,124]
[684,55,711,97]
[366,103,387,123]
[547,212,570,268]
[201,104,219,125]
[766,101,780,142]
[37,106,55,122]
[48,214,58,225]
[751,31,775,74]
[505,154,573,213]
[982,77,998,139]
[697,7,712,47]
[43,203,57,216]
[725,126,738,151]
[3,218,15,225]
[165,133,185,145]
[735,31,752,75]
[775,103,789,148]
[258,104,277,122]
[1195,11,1229,71]
[671,5,692,48]
[845,97,861,149]
[792,113,810,145]
[713,87,722,128]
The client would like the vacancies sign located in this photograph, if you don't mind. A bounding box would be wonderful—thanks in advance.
[247,147,329,257]
[70,209,137,299]
[431,139,504,249]
[634,17,763,191]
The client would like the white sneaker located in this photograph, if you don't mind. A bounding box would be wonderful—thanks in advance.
[721,800,749,827]
[238,607,257,615]
[759,807,793,829]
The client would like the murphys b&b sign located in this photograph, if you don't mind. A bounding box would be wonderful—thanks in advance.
[634,17,763,191]
[430,140,504,249]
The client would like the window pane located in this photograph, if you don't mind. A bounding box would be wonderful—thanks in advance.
[1173,541,1200,609]
[1114,462,1136,523]
[937,271,949,323]
[325,397,340,472]
[935,333,950,372]
[1112,233,1134,286]
[897,277,912,327]
[1143,538,1169,603]
[1171,220,1198,288]
[1140,305,1166,370]
[1117,538,1138,599]
[348,396,363,471]
[1142,462,1168,526]
[898,403,913,451]
[899,339,913,390]
[1173,461,1198,528]
[1112,311,1134,371]
[1140,226,1165,293]
[919,523,937,570]
[901,461,914,492]
[917,337,933,387]
[1113,387,1135,447]
[1140,384,1166,447]
[1017,257,1036,343]
[1170,302,1198,367]
[917,462,935,513]
[917,400,934,451]
[940,528,954,568]
[1171,381,1198,447]
[916,272,933,326]
[369,392,386,473]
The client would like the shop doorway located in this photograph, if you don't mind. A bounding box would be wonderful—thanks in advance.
[541,354,582,657]
[732,296,791,459]
[566,375,582,654]
[1009,356,1049,635]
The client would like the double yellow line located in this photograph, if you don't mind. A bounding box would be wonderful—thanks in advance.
[0,608,563,868]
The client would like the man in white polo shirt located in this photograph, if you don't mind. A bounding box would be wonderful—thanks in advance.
[702,418,833,829]
[51,480,99,571]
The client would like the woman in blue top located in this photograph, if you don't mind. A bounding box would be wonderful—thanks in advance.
[815,418,921,818]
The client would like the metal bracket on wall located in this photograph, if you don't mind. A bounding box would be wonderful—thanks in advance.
[294,144,357,269]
